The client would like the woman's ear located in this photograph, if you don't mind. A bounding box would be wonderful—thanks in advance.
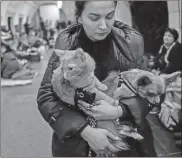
[77,16,83,24]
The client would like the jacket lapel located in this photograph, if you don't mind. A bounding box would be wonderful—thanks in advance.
[111,27,134,62]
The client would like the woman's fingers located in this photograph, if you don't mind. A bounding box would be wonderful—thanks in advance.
[94,100,103,106]
[105,130,119,152]
[107,143,118,153]
[78,100,92,109]
[78,104,95,117]
[106,130,120,141]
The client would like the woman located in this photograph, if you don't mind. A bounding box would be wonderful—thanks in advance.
[37,1,156,157]
[150,28,182,115]
[152,28,182,74]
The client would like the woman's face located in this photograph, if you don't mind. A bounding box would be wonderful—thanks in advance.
[163,31,174,46]
[78,1,116,41]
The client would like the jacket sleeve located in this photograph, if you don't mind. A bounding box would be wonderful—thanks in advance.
[37,34,88,141]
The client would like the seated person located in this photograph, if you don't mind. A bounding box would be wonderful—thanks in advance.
[19,33,30,49]
[28,30,44,47]
[152,28,182,74]
[149,28,182,114]
[1,42,35,80]
[1,28,12,40]
[2,35,30,60]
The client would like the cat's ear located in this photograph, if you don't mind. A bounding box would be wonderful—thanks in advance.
[54,49,65,58]
[75,48,86,62]
[162,71,181,86]
[137,76,152,87]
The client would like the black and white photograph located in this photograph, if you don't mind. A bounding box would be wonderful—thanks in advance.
[1,1,182,157]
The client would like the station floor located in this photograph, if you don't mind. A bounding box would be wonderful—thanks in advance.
[1,49,181,157]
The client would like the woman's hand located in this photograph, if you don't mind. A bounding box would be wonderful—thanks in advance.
[78,100,123,120]
[81,125,119,153]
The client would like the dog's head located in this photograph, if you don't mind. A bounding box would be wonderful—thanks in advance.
[113,69,181,104]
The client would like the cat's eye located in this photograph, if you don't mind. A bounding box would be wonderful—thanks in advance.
[68,67,73,71]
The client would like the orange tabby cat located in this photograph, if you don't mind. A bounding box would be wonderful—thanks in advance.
[52,48,118,107]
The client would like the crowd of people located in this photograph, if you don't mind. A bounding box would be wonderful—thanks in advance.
[1,28,44,80]
[1,17,71,81]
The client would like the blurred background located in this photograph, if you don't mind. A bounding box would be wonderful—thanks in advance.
[1,1,182,157]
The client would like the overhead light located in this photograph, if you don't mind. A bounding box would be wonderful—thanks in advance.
[57,1,62,9]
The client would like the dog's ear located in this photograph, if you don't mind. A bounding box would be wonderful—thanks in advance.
[162,71,181,86]
[137,76,152,87]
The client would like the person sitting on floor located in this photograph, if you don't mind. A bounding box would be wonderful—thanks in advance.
[1,42,35,80]
[27,29,45,47]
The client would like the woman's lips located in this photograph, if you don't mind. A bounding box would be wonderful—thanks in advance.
[97,32,108,36]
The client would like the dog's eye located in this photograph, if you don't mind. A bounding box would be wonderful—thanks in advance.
[147,92,156,97]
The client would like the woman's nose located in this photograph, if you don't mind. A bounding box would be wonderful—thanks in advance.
[164,37,168,41]
[98,19,107,30]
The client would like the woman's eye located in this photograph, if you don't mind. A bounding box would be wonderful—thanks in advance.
[89,16,99,21]
[106,14,114,19]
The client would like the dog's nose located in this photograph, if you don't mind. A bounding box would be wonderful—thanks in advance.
[155,96,160,104]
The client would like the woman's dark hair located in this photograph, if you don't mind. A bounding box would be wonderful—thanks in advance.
[75,1,117,21]
[164,28,179,42]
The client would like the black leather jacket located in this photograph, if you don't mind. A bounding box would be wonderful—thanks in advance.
[37,21,156,156]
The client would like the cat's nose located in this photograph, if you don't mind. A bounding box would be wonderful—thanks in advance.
[63,78,70,85]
